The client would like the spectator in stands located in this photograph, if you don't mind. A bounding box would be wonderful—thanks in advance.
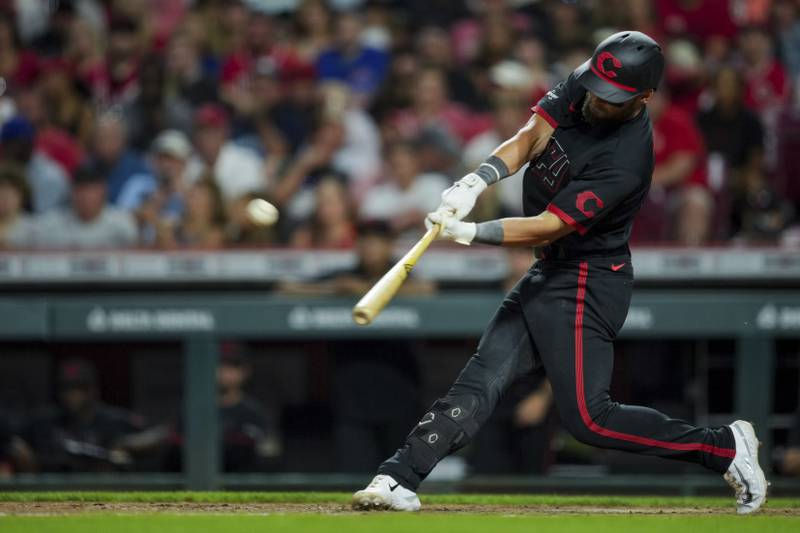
[739,25,791,115]
[90,111,152,205]
[739,25,791,172]
[631,91,711,245]
[38,57,94,146]
[0,14,39,94]
[20,163,138,249]
[20,359,146,472]
[319,82,382,187]
[370,48,420,130]
[0,116,70,214]
[390,66,492,145]
[774,0,800,82]
[64,17,108,102]
[663,39,706,116]
[0,165,33,248]
[117,130,192,245]
[473,8,519,72]
[125,54,169,152]
[220,9,309,113]
[316,11,390,105]
[697,67,766,237]
[293,0,334,64]
[15,77,86,179]
[359,140,449,234]
[272,117,346,222]
[163,31,220,134]
[656,0,738,46]
[732,172,794,243]
[156,176,226,249]
[415,26,483,110]
[187,103,266,204]
[511,34,554,103]
[105,16,143,106]
[291,175,356,249]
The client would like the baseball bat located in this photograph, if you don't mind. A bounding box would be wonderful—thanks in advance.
[352,224,441,326]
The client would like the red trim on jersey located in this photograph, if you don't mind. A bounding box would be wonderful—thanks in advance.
[589,64,638,93]
[532,105,559,129]
[547,203,588,236]
[573,262,737,459]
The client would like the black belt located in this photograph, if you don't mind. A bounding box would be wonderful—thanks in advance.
[535,244,630,261]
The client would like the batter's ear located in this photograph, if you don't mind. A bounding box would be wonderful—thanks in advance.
[640,89,655,103]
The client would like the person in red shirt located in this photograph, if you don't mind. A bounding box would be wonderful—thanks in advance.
[0,14,39,93]
[739,25,791,113]
[632,90,711,244]
[656,0,738,45]
[220,9,311,117]
[390,67,493,145]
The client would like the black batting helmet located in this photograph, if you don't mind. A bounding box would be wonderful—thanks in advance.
[574,31,664,104]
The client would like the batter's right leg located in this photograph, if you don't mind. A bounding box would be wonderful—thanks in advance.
[353,273,540,509]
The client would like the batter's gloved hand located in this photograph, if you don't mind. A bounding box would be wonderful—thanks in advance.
[425,210,476,245]
[436,173,488,221]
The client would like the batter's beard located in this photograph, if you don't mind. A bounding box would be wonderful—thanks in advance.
[581,95,632,126]
[581,96,609,125]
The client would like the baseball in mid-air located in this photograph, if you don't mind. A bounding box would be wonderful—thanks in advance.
[246,198,279,226]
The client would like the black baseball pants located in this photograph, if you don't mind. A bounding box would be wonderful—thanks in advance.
[379,257,736,490]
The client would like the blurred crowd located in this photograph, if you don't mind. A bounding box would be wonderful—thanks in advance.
[0,0,799,252]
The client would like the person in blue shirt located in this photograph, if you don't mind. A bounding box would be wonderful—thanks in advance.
[90,112,152,204]
[316,11,389,103]
[116,130,192,245]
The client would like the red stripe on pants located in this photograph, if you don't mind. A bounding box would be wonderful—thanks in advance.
[574,261,736,459]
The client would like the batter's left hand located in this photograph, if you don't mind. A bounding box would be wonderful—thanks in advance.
[425,211,476,245]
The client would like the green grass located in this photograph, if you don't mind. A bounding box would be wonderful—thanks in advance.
[1,491,799,509]
[1,514,798,533]
[2,492,798,532]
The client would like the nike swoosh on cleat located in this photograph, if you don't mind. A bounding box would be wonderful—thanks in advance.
[734,464,753,504]
[389,483,400,492]
[611,263,626,271]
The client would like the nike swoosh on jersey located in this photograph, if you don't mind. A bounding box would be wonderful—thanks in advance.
[611,263,626,271]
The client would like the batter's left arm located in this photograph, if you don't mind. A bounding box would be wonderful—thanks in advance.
[426,210,573,247]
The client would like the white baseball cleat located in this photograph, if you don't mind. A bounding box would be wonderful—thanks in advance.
[724,420,768,514]
[352,474,421,511]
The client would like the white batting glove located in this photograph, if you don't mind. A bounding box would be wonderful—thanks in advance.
[437,173,488,221]
[425,210,476,245]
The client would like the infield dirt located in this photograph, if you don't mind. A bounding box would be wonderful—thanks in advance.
[2,501,799,516]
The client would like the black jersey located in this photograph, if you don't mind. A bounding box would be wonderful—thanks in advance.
[524,72,654,256]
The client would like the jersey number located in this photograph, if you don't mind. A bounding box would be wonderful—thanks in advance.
[532,138,570,192]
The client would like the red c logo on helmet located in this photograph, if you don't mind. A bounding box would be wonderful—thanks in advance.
[576,191,604,218]
[596,51,622,79]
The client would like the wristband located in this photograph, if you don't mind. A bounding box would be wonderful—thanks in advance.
[474,220,505,245]
[474,155,510,185]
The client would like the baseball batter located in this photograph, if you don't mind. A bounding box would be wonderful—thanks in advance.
[353,32,767,514]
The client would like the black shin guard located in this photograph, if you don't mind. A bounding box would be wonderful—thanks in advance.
[404,396,481,476]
